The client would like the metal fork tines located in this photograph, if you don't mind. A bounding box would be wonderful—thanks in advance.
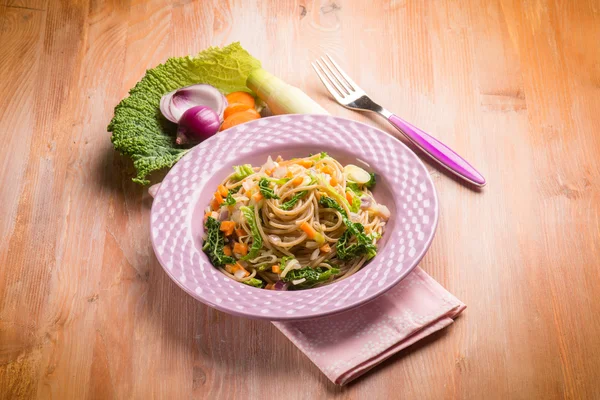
[312,55,388,116]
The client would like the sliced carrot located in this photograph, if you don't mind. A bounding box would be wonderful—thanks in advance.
[346,191,353,203]
[220,108,261,131]
[265,283,275,290]
[235,227,246,237]
[225,264,235,274]
[214,191,224,206]
[300,222,317,239]
[220,221,235,236]
[210,198,219,211]
[225,92,255,108]
[217,184,229,197]
[265,168,274,176]
[272,265,281,274]
[292,176,304,186]
[233,242,248,256]
[330,176,338,186]
[320,243,331,253]
[223,245,232,256]
[286,170,293,179]
[224,102,252,119]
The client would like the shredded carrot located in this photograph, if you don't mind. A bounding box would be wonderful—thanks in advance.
[265,283,275,290]
[300,222,317,239]
[233,242,248,256]
[319,243,331,253]
[217,184,229,197]
[235,227,246,237]
[292,176,304,186]
[220,221,235,236]
[296,159,313,168]
[210,198,219,211]
[346,191,353,203]
[272,265,281,274]
[223,245,232,256]
[214,191,224,206]
[330,176,338,186]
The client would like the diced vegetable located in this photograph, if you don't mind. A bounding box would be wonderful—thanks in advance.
[217,184,229,197]
[233,242,248,256]
[296,159,313,168]
[223,245,232,256]
[219,221,235,236]
[214,191,224,206]
[300,222,317,238]
[299,222,324,245]
[319,243,331,253]
[292,176,304,186]
[272,264,281,274]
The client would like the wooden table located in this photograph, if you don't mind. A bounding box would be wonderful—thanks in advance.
[2,0,599,398]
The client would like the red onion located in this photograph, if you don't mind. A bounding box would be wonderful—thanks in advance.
[176,106,220,145]
[360,196,372,210]
[160,84,227,123]
[218,208,229,221]
[273,281,288,291]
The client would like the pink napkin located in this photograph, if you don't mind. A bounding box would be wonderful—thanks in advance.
[273,267,465,385]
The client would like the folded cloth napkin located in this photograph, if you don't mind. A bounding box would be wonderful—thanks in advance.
[273,267,465,385]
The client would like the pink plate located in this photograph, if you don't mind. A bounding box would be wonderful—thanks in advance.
[151,115,438,320]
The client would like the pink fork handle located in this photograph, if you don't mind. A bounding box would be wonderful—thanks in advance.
[388,115,486,187]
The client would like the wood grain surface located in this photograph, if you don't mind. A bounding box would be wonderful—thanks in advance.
[1,0,600,399]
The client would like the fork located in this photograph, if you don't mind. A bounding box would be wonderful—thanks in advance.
[312,55,486,187]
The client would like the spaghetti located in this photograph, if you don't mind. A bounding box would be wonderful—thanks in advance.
[202,153,390,290]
